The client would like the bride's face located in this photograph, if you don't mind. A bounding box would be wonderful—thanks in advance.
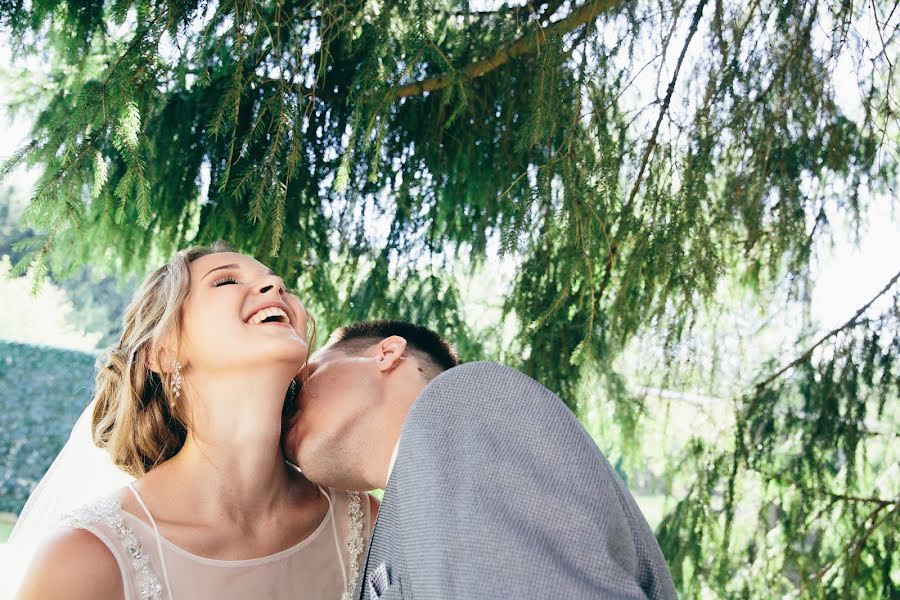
[177,252,308,375]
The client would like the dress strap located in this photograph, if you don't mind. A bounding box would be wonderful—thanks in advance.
[323,488,348,589]
[127,483,175,600]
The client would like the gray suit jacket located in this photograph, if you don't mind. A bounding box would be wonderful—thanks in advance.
[356,362,677,599]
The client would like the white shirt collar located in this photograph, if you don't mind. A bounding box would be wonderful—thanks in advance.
[386,436,401,485]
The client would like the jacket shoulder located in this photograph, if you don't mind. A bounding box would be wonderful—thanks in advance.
[411,361,564,421]
[423,361,552,402]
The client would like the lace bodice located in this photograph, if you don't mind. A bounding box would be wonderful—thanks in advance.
[59,488,372,600]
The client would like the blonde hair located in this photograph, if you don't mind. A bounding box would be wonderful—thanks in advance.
[91,241,310,477]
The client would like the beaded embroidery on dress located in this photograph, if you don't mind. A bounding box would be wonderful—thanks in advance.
[60,495,165,600]
[59,489,371,600]
[342,491,365,600]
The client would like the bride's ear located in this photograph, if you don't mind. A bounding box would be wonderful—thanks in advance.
[145,343,179,375]
[376,336,407,373]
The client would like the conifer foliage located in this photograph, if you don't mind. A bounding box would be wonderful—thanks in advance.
[1,0,898,596]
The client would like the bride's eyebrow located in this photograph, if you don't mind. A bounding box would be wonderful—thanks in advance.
[201,263,240,281]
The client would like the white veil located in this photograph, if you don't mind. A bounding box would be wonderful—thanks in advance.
[4,400,133,597]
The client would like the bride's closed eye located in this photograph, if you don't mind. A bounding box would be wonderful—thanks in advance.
[213,276,238,287]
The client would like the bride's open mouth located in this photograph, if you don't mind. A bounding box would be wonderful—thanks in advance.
[245,304,293,327]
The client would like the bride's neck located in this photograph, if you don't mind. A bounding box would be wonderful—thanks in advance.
[163,373,298,523]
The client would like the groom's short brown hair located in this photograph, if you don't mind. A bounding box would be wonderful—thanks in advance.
[328,320,460,381]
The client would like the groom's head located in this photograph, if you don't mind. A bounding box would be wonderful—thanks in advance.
[286,320,459,490]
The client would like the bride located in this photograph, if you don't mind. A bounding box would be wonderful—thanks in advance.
[14,242,376,599]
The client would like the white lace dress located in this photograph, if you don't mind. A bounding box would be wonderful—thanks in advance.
[59,485,372,600]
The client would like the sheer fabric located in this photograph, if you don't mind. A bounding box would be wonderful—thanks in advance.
[59,486,373,600]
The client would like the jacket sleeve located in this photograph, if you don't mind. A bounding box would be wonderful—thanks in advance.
[388,361,677,600]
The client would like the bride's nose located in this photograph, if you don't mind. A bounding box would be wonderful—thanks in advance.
[257,274,286,295]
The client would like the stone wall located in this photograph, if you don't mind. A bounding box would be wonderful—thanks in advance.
[0,340,96,514]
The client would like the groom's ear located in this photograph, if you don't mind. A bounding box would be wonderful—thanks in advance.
[375,336,407,373]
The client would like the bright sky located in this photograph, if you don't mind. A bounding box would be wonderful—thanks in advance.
[813,195,899,330]
[809,2,900,329]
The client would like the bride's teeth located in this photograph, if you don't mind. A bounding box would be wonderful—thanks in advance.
[248,306,288,325]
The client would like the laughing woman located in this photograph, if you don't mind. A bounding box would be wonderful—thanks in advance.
[17,242,376,600]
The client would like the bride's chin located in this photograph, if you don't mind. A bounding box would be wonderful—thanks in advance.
[254,337,309,363]
[279,335,309,359]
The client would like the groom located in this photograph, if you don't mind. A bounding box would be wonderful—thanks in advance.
[285,320,677,599]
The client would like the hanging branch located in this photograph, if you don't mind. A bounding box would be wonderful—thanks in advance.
[622,0,709,216]
[753,266,900,393]
[583,0,709,310]
[388,0,620,98]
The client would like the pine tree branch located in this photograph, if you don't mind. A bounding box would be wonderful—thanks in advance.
[622,0,709,218]
[389,0,620,99]
[827,492,897,506]
[733,265,900,445]
[259,76,339,101]
[801,502,898,593]
[585,0,707,309]
[756,466,898,506]
[440,0,566,20]
[753,266,900,393]
[3,10,167,184]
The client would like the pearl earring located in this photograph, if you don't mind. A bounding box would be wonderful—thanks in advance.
[171,359,183,407]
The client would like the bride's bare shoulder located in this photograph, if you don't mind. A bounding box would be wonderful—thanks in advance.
[16,526,123,599]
